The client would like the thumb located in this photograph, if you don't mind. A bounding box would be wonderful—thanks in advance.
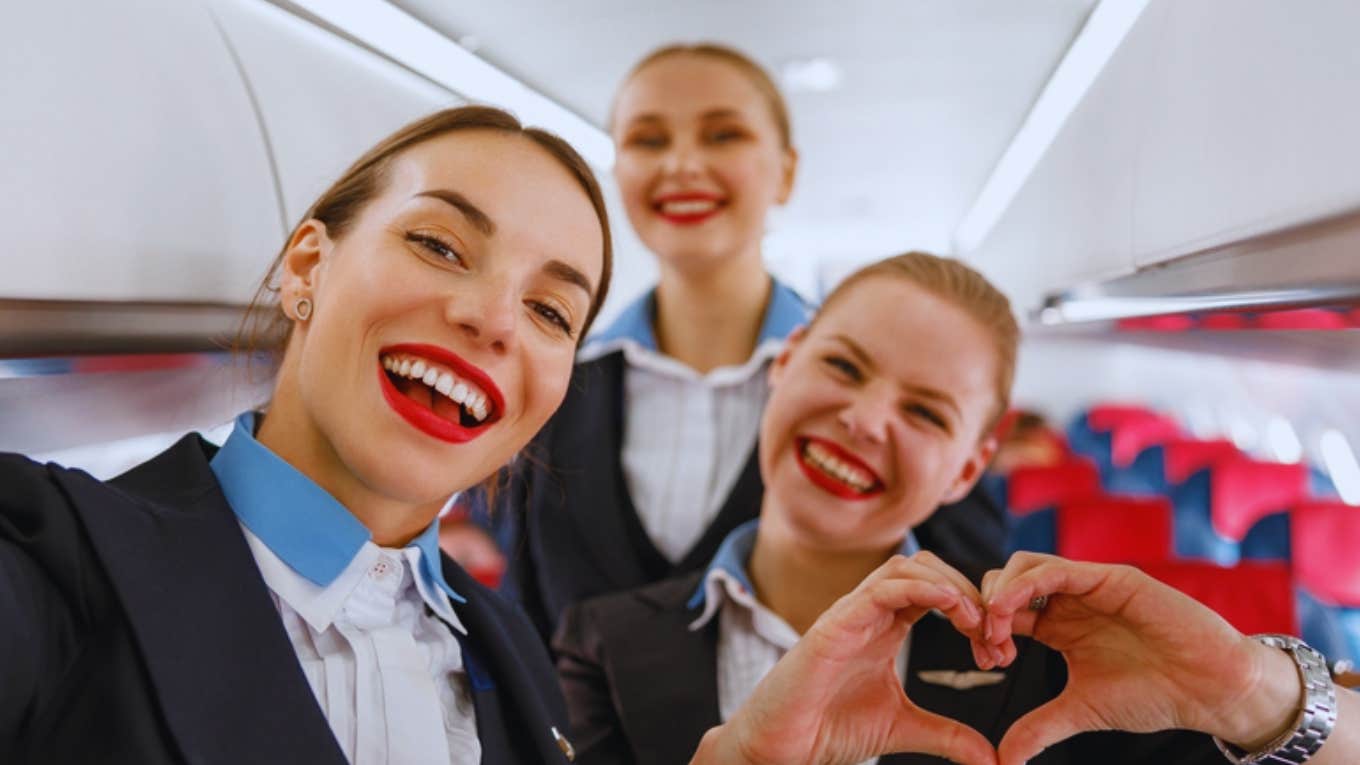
[889,707,998,765]
[996,694,1093,765]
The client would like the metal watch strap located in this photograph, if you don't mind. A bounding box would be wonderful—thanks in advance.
[1213,634,1338,764]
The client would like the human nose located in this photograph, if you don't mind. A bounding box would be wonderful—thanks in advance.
[837,385,894,444]
[444,275,516,355]
[661,136,704,179]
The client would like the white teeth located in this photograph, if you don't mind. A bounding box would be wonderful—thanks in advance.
[662,199,717,215]
[803,441,874,492]
[381,354,494,424]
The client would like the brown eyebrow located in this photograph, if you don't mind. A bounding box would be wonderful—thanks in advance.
[414,190,496,237]
[829,334,961,417]
[543,259,595,300]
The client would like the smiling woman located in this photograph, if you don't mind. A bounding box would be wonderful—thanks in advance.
[0,105,618,764]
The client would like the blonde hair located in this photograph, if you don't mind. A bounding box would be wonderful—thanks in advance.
[818,252,1019,434]
[615,43,793,148]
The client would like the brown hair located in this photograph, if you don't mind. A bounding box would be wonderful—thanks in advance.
[817,252,1020,436]
[614,43,793,148]
[235,105,614,364]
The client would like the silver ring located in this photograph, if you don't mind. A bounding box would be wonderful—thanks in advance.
[1028,595,1049,611]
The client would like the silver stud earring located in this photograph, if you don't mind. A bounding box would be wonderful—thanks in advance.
[294,297,313,321]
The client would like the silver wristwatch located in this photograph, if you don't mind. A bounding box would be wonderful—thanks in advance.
[1213,634,1337,764]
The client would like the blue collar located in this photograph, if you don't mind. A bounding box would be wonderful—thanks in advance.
[587,277,812,353]
[687,519,921,610]
[210,412,464,604]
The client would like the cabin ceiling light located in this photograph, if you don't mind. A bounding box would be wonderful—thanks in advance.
[1266,416,1303,464]
[1320,429,1360,506]
[286,0,613,168]
[953,0,1150,253]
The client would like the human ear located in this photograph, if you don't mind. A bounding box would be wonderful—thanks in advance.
[767,325,807,389]
[775,146,799,205]
[941,434,997,505]
[279,219,331,320]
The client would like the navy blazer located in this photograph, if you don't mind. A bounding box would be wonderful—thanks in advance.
[554,568,1225,765]
[0,435,570,764]
[498,348,1011,645]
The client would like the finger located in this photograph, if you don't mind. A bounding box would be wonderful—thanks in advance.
[909,552,985,626]
[866,556,983,633]
[889,706,999,765]
[996,695,1094,765]
[867,578,960,627]
[981,553,1050,650]
[985,554,1106,648]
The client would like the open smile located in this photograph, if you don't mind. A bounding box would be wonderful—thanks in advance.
[652,191,726,225]
[378,343,505,443]
[795,436,885,500]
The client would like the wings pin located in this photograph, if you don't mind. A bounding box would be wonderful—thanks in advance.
[915,669,1006,690]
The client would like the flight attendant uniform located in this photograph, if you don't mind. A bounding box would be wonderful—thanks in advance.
[495,278,1011,644]
[0,413,573,764]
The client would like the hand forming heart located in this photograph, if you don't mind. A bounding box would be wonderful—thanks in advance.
[694,550,1303,765]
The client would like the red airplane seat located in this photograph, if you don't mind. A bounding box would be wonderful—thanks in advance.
[1006,459,1101,515]
[1211,458,1309,541]
[1162,439,1241,485]
[1255,308,1349,330]
[1057,495,1173,564]
[1291,501,1360,606]
[1109,415,1183,469]
[1139,560,1298,636]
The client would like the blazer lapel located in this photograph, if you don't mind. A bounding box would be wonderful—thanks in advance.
[66,435,344,765]
[552,353,659,587]
[609,573,722,764]
[440,559,570,764]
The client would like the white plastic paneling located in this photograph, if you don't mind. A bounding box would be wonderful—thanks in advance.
[0,1,280,303]
[966,1,1171,315]
[208,0,461,229]
[1131,0,1360,265]
[965,0,1360,314]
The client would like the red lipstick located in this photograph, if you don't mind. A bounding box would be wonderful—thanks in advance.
[653,191,724,225]
[378,343,505,444]
[794,436,885,500]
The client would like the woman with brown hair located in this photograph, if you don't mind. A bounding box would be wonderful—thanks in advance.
[0,105,614,764]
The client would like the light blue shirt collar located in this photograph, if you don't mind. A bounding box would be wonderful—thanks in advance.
[687,519,921,611]
[587,277,812,353]
[210,412,464,605]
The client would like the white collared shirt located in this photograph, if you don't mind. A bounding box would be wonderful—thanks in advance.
[688,521,918,765]
[241,524,481,765]
[617,343,778,562]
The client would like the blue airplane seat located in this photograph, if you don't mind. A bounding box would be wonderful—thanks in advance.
[1167,469,1240,565]
[1007,508,1057,556]
[1239,512,1291,561]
